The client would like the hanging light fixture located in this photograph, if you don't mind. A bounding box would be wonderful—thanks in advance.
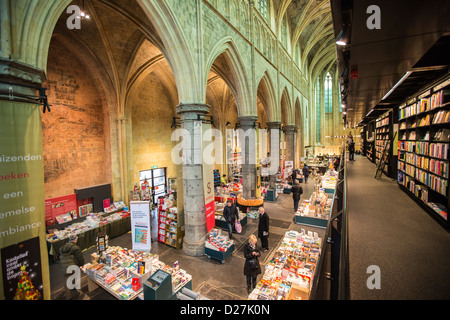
[77,0,90,20]
[336,30,347,46]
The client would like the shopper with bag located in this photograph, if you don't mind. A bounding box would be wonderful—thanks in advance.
[257,206,270,252]
[223,200,239,239]
[291,181,303,213]
[243,235,261,294]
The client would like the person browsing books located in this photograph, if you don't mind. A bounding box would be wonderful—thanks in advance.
[291,181,303,213]
[223,200,239,240]
[243,235,261,294]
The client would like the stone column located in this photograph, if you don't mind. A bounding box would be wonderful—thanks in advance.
[267,122,281,188]
[239,116,258,199]
[176,103,210,257]
[284,125,296,165]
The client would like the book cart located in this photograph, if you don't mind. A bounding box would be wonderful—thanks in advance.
[204,228,235,264]
[397,77,450,229]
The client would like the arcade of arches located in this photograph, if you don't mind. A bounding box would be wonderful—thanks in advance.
[0,0,360,299]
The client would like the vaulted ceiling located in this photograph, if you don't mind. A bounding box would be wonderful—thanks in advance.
[273,0,337,80]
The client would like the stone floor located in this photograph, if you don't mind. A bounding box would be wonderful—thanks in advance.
[49,180,324,300]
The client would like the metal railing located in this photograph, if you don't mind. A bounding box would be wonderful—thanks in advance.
[310,145,350,300]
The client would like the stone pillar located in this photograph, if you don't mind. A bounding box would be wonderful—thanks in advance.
[176,103,210,257]
[267,122,281,188]
[284,125,296,165]
[239,116,258,199]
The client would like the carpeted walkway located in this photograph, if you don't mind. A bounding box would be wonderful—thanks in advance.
[346,155,450,299]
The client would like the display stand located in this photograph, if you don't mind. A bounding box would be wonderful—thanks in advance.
[143,269,192,300]
[205,244,235,264]
[295,170,337,229]
[265,189,278,202]
[158,198,184,249]
[86,275,143,300]
[204,228,235,263]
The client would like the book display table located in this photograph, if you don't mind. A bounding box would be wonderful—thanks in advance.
[204,228,235,264]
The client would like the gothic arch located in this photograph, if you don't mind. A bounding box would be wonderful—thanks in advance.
[137,0,201,103]
[204,36,253,117]
[256,71,278,123]
[280,87,294,125]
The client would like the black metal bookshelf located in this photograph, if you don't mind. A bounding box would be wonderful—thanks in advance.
[397,77,450,229]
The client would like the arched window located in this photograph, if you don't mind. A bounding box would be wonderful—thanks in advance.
[257,0,269,21]
[281,16,287,48]
[316,78,321,143]
[324,73,332,113]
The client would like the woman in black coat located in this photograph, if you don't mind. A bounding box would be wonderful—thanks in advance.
[243,235,262,294]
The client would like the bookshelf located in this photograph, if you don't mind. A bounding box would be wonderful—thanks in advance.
[365,121,376,163]
[214,170,221,187]
[397,78,450,229]
[374,110,398,178]
[360,127,366,156]
[157,198,184,249]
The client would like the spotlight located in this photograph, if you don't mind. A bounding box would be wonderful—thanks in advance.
[336,30,347,46]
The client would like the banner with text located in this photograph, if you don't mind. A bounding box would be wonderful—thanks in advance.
[130,201,152,252]
[202,124,216,233]
[0,102,49,299]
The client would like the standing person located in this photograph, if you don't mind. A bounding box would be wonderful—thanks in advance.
[347,134,355,161]
[334,157,340,171]
[257,206,269,252]
[223,200,239,240]
[291,168,299,184]
[243,235,261,294]
[58,235,85,300]
[291,181,303,213]
[302,164,310,183]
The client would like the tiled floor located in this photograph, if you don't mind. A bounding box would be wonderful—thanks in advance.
[49,180,324,300]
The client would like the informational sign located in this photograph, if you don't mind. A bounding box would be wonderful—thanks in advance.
[1,237,43,300]
[284,161,294,179]
[103,198,111,210]
[130,201,151,252]
[44,194,78,225]
[0,102,49,299]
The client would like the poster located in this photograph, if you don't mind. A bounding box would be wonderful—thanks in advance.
[130,201,151,251]
[1,237,43,300]
[44,194,78,225]
[0,102,49,299]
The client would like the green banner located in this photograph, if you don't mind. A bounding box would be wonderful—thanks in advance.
[0,101,49,300]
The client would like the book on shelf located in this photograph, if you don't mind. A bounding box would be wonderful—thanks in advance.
[434,129,450,141]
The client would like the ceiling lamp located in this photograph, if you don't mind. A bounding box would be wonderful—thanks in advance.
[336,30,348,46]
[77,0,90,20]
